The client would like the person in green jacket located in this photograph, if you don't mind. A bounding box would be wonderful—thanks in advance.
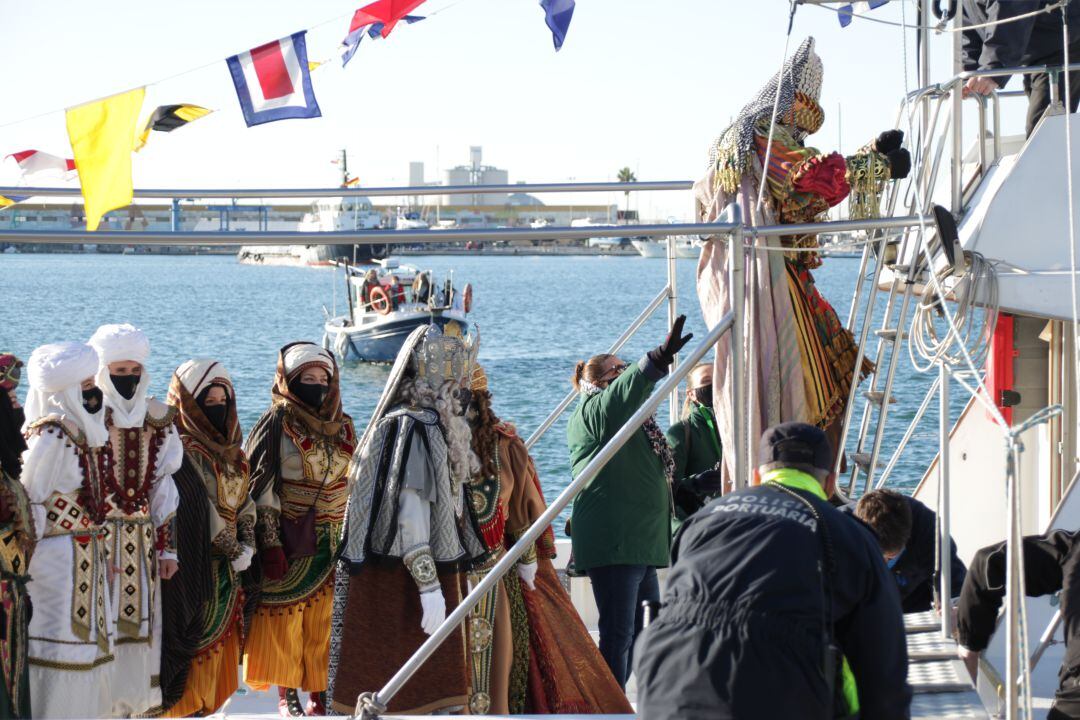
[666,363,724,526]
[566,315,693,689]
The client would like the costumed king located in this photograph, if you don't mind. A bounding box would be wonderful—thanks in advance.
[328,325,487,716]
[695,37,911,483]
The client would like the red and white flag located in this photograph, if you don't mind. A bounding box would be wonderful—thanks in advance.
[226,31,321,127]
[5,150,77,181]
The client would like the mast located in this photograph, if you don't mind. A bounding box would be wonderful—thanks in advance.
[340,148,349,188]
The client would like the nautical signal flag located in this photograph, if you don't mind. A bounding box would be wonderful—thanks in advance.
[134,104,213,152]
[837,0,889,27]
[540,0,575,51]
[65,86,145,232]
[5,150,77,182]
[227,32,321,128]
[0,195,29,210]
[341,0,428,67]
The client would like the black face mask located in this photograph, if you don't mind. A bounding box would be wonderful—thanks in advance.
[691,384,713,409]
[110,374,140,400]
[82,387,103,414]
[289,380,328,410]
[201,404,229,436]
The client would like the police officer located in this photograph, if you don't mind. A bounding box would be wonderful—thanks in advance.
[634,422,911,720]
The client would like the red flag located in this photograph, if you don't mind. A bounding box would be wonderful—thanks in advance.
[348,0,427,39]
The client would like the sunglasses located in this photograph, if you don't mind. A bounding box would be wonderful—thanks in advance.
[602,362,628,379]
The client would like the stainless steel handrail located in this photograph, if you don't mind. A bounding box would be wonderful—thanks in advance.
[0,180,693,200]
[523,285,671,450]
[355,309,737,718]
[0,215,923,246]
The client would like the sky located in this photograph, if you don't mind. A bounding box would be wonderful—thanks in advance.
[0,0,1031,220]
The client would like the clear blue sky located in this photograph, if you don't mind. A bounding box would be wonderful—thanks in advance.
[0,0,1028,219]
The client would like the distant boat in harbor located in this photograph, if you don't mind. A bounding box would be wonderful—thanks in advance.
[237,195,388,267]
[632,236,698,259]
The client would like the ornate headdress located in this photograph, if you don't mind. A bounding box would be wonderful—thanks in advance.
[413,324,479,389]
[708,37,824,193]
[168,358,245,465]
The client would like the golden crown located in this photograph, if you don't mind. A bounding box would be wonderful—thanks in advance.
[414,325,479,387]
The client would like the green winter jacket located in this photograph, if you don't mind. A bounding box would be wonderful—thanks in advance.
[666,403,723,525]
[567,357,672,572]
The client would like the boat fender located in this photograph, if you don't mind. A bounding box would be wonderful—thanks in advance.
[369,286,392,314]
[463,283,474,314]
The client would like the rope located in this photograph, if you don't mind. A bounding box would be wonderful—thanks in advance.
[808,0,1066,33]
[0,0,470,130]
[754,0,800,215]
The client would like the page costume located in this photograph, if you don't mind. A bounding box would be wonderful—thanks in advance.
[20,342,114,719]
[464,366,633,715]
[243,343,355,712]
[88,324,182,716]
[328,325,487,716]
[0,354,33,720]
[696,37,903,480]
[162,360,254,716]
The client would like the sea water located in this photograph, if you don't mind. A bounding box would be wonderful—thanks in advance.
[2,251,957,530]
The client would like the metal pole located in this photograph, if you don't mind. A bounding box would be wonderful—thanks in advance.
[524,285,672,450]
[727,204,747,489]
[952,8,965,214]
[1004,440,1022,720]
[939,362,954,638]
[667,233,680,425]
[362,311,737,716]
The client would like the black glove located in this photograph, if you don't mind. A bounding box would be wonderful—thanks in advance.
[886,148,911,180]
[687,468,724,496]
[873,129,904,154]
[648,315,693,369]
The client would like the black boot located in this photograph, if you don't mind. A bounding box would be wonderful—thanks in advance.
[277,687,305,717]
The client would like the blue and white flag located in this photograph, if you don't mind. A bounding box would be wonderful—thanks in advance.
[540,0,575,51]
[227,31,321,127]
[838,0,889,28]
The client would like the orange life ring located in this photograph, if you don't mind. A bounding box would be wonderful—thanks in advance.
[462,283,474,314]
[369,285,392,315]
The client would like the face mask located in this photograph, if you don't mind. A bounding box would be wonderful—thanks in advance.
[454,387,473,417]
[692,384,713,408]
[82,387,103,414]
[110,374,140,400]
[201,404,229,436]
[290,380,328,410]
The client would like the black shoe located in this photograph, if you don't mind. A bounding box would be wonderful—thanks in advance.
[278,688,305,717]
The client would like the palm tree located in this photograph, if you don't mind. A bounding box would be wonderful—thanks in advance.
[617,166,636,220]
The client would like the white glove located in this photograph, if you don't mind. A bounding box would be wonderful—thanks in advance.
[419,589,446,635]
[231,546,254,573]
[517,561,538,591]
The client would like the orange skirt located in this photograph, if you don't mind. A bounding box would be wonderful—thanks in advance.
[164,622,241,717]
[242,578,334,692]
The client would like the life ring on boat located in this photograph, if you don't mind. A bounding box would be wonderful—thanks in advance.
[369,286,392,315]
[462,283,474,314]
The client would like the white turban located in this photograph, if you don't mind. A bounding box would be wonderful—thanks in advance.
[88,323,152,428]
[23,341,109,447]
[175,359,232,399]
[282,344,334,379]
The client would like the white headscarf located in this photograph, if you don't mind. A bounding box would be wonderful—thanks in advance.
[23,341,109,447]
[282,344,334,380]
[88,323,152,429]
[174,358,232,399]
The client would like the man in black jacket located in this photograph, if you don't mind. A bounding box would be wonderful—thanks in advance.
[957,530,1080,719]
[634,422,911,720]
[962,0,1080,137]
[854,489,967,613]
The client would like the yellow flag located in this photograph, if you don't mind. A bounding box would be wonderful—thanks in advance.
[65,87,145,231]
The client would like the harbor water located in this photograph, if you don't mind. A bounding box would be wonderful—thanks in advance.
[2,250,957,530]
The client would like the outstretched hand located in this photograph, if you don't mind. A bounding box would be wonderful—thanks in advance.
[651,315,693,369]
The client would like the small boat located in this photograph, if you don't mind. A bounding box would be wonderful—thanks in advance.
[632,236,699,259]
[322,259,472,362]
